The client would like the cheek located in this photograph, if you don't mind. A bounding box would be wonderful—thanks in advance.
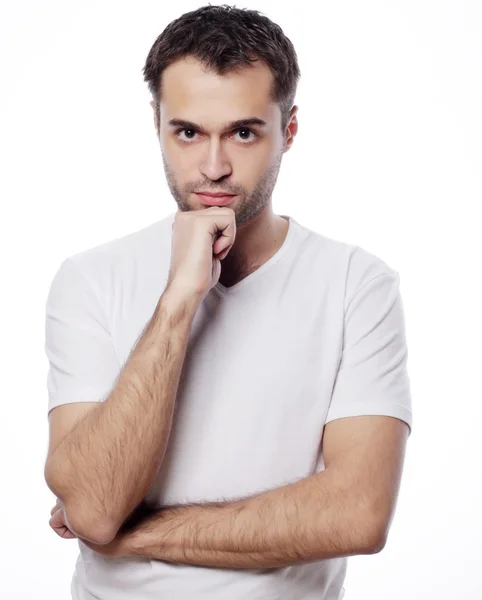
[253,135,280,164]
[237,144,274,176]
[163,143,196,174]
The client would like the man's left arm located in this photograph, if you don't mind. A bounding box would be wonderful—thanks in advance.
[125,414,409,569]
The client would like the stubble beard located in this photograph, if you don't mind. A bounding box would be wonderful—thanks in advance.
[161,150,284,229]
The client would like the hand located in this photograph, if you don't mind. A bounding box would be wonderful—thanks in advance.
[49,498,77,539]
[167,207,236,300]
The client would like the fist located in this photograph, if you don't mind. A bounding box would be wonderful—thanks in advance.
[49,498,77,539]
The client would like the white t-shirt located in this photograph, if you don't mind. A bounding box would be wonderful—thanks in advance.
[45,211,413,600]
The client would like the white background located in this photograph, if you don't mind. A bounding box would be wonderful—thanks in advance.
[0,1,481,598]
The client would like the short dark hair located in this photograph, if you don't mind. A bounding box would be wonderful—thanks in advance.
[142,4,301,134]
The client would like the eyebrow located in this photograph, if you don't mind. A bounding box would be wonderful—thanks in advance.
[167,117,267,131]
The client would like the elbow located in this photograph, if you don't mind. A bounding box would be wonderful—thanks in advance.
[64,502,118,545]
[364,529,387,554]
[359,513,389,555]
[45,465,117,545]
[72,500,154,544]
[346,502,389,555]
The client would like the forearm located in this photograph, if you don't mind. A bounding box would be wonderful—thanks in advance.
[45,286,200,543]
[128,470,380,569]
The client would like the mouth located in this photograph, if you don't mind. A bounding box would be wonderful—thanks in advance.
[194,192,237,206]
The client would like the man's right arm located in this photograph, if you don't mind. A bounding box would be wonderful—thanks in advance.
[44,284,201,545]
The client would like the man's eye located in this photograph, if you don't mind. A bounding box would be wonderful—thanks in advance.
[176,128,198,142]
[234,128,257,142]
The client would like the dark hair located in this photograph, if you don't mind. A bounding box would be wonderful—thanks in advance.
[142,4,301,133]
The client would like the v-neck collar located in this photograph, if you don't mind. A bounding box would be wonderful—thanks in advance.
[214,215,296,294]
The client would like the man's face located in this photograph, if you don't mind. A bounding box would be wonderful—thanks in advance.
[153,56,295,228]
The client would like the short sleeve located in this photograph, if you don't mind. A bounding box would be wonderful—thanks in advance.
[45,258,121,419]
[325,271,413,435]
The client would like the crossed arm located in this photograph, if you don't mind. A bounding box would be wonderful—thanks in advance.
[87,414,409,569]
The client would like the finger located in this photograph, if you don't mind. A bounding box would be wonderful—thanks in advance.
[50,500,61,516]
[206,209,236,255]
[60,528,77,539]
[49,508,64,528]
[216,247,230,260]
[51,524,76,539]
[49,508,78,539]
[213,235,234,257]
[50,523,77,539]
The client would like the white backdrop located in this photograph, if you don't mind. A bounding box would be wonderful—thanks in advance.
[0,1,481,598]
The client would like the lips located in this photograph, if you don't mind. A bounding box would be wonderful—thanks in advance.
[195,193,236,206]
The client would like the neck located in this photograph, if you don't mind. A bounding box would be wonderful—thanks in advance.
[218,210,289,288]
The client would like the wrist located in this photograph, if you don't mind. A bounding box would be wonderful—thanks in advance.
[159,282,204,317]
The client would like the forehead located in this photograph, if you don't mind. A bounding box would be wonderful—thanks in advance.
[160,56,277,122]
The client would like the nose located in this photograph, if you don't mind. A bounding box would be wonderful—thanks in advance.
[199,138,232,181]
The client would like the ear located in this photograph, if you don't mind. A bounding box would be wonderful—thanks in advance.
[284,105,299,152]
[150,100,159,134]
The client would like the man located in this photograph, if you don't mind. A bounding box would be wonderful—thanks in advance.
[44,5,412,600]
